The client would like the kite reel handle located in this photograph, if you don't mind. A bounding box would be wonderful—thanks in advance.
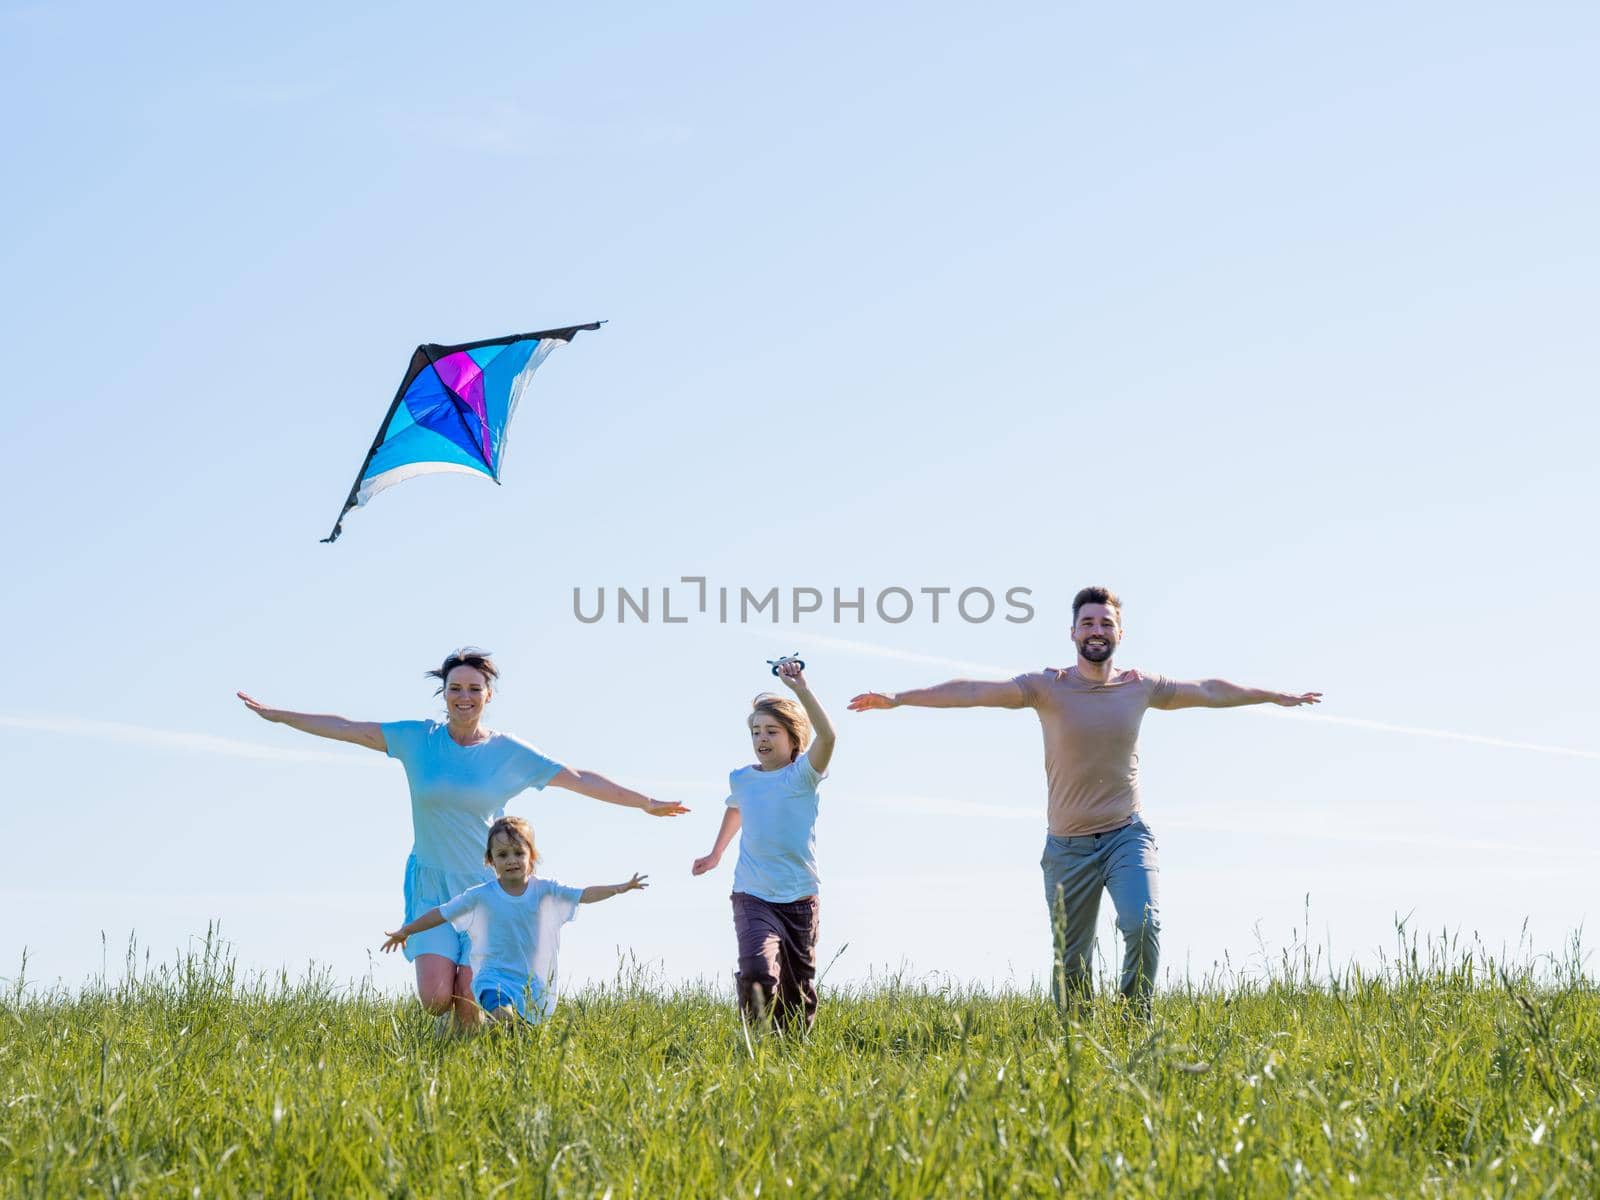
[767,653,806,676]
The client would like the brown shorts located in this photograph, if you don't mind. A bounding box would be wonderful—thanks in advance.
[731,891,819,1032]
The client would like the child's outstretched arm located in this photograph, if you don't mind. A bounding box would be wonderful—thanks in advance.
[381,908,446,952]
[580,873,648,904]
[776,661,837,773]
[693,808,742,875]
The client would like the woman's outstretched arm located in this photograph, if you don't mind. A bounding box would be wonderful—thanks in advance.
[237,692,387,752]
[548,767,689,816]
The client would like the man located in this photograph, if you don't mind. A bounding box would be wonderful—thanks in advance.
[848,585,1320,1015]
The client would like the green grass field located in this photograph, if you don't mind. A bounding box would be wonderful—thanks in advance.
[2,934,1597,1197]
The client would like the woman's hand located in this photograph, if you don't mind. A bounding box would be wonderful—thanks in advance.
[619,872,649,893]
[644,798,690,817]
[237,692,280,722]
[380,929,408,953]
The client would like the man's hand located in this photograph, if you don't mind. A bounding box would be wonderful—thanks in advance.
[847,691,898,712]
[645,798,690,817]
[1273,692,1323,707]
[691,852,720,876]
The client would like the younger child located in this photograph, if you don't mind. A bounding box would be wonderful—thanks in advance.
[383,815,645,1025]
[692,660,835,1033]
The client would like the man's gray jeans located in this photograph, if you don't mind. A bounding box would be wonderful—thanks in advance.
[1041,818,1160,1012]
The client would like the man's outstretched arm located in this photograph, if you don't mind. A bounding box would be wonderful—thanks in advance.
[1155,680,1322,710]
[849,679,1027,711]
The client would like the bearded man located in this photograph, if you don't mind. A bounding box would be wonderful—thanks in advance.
[849,586,1320,1015]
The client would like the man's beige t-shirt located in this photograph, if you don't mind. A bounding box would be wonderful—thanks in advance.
[1012,667,1176,836]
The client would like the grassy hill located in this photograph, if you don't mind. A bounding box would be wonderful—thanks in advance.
[2,935,1596,1197]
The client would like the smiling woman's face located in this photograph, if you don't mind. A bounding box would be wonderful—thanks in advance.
[444,665,491,724]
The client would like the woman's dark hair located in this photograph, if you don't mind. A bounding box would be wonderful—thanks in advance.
[427,647,500,695]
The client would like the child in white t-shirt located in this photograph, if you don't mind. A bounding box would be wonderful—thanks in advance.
[692,660,836,1032]
[383,815,645,1026]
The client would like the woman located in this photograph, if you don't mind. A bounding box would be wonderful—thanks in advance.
[238,646,686,1025]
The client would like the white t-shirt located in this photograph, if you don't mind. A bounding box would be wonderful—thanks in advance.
[727,753,825,903]
[439,877,583,1020]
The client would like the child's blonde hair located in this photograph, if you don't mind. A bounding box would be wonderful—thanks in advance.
[484,815,540,865]
[749,693,811,762]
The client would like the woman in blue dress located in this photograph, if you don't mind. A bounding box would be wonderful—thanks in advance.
[238,647,686,1024]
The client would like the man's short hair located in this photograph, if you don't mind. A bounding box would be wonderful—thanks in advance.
[1071,586,1123,624]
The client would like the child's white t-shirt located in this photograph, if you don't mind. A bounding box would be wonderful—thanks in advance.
[727,753,825,903]
[439,878,583,1020]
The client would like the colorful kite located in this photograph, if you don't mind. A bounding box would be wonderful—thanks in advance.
[323,323,602,542]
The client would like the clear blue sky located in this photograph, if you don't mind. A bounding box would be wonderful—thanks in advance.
[3,1,1597,995]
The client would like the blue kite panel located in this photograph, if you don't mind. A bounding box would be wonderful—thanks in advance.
[481,338,541,448]
[468,343,509,369]
[364,424,490,483]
